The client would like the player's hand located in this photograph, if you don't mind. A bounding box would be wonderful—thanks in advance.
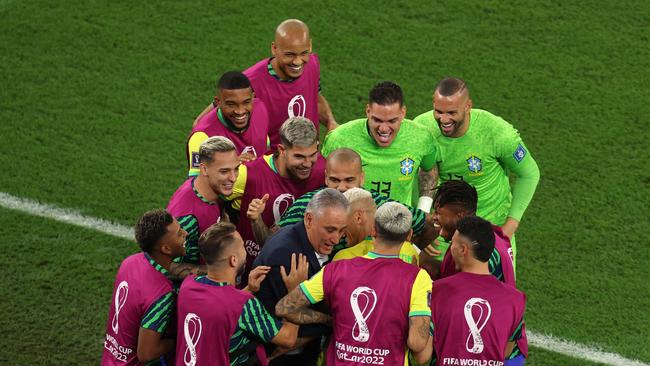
[247,266,271,293]
[423,238,442,257]
[247,193,269,221]
[239,152,256,163]
[280,253,309,292]
[501,218,519,239]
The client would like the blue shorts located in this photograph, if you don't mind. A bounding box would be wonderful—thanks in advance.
[505,354,526,366]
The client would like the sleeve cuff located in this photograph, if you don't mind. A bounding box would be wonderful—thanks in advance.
[299,283,318,304]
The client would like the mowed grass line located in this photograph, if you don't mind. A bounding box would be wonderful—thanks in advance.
[0,207,133,365]
[1,0,649,363]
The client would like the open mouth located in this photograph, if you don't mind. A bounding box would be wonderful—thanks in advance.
[376,130,392,144]
[232,114,248,124]
[288,65,303,73]
[441,122,454,134]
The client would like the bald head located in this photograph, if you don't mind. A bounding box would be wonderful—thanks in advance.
[271,19,312,80]
[325,148,365,192]
[275,19,310,42]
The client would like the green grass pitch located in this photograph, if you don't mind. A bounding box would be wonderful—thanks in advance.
[1,0,648,364]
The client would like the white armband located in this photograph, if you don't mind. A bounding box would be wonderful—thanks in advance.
[417,196,433,213]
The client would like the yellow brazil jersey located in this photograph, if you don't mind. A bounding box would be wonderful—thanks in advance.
[332,239,419,265]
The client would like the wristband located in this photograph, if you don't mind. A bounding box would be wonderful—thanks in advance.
[417,196,433,213]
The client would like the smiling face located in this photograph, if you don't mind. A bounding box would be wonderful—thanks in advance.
[305,207,348,255]
[200,150,240,196]
[216,87,254,129]
[432,203,465,242]
[433,90,472,138]
[159,218,188,259]
[271,29,312,80]
[278,143,319,181]
[366,102,406,147]
[325,158,365,193]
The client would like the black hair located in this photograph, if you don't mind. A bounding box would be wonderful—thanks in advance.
[369,81,404,107]
[217,71,251,91]
[435,77,468,97]
[456,215,495,262]
[198,222,238,265]
[134,210,174,254]
[434,180,477,214]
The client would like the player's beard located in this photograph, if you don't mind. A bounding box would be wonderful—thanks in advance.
[287,165,311,181]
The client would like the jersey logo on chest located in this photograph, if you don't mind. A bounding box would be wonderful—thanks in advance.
[466,155,483,175]
[400,157,415,176]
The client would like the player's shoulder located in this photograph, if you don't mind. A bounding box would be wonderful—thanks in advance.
[309,53,320,68]
[412,111,441,137]
[324,118,367,145]
[244,58,270,79]
[167,179,195,210]
[473,108,519,136]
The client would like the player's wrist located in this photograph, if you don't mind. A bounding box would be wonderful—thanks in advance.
[417,196,433,213]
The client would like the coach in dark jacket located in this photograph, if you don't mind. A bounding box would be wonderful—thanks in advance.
[253,188,349,366]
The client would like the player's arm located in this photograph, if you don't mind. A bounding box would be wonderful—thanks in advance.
[192,102,215,127]
[417,165,439,201]
[407,270,433,353]
[168,262,207,280]
[225,164,248,210]
[317,94,338,131]
[275,269,331,325]
[137,292,175,363]
[187,131,209,176]
[239,297,298,348]
[499,137,540,238]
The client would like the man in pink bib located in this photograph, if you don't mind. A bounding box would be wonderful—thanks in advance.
[276,202,433,365]
[194,19,337,149]
[430,216,527,366]
[101,210,187,365]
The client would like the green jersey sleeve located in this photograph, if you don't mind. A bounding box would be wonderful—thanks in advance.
[494,127,540,221]
[140,291,174,333]
[238,297,282,342]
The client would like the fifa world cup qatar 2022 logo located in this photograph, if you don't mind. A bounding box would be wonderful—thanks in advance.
[464,297,492,354]
[273,193,294,224]
[183,313,203,366]
[350,286,378,342]
[111,281,129,334]
[287,95,307,118]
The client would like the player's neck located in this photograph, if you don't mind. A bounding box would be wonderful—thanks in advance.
[194,175,220,203]
[149,252,173,272]
[461,260,490,275]
[273,153,289,178]
[206,268,236,285]
[371,240,401,257]
[270,58,292,81]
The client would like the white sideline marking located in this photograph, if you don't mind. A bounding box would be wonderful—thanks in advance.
[0,192,133,241]
[0,191,648,366]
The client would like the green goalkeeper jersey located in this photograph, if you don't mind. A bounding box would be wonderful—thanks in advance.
[322,118,441,206]
[413,108,540,225]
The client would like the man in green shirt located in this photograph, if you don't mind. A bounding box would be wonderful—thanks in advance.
[322,81,441,208]
[414,77,540,267]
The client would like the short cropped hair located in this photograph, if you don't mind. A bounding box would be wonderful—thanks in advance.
[217,71,251,91]
[369,81,404,107]
[198,222,239,266]
[198,136,237,164]
[456,215,495,262]
[434,180,477,215]
[279,117,318,148]
[306,188,349,217]
[134,209,174,253]
[435,77,468,97]
[374,202,412,245]
[327,148,363,170]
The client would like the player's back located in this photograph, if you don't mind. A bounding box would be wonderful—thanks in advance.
[176,275,257,366]
[431,272,525,365]
[101,253,173,366]
[322,256,425,366]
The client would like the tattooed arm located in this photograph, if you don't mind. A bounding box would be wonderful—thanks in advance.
[168,262,207,281]
[418,165,439,199]
[275,287,331,325]
[407,316,431,353]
